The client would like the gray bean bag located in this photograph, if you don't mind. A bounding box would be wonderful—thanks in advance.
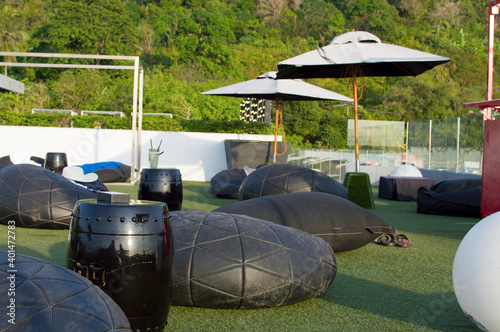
[210,168,247,198]
[238,164,348,201]
[0,251,131,331]
[170,210,337,309]
[0,164,97,229]
[417,178,482,218]
[214,192,395,253]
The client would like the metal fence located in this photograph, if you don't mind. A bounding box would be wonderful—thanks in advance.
[406,116,483,174]
[288,115,484,178]
[287,148,405,181]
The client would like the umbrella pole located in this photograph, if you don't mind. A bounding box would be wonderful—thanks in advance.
[273,96,280,163]
[353,69,360,172]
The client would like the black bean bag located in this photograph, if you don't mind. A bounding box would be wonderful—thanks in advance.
[170,210,337,309]
[417,178,482,218]
[80,162,132,183]
[0,155,45,169]
[210,168,247,198]
[214,192,395,253]
[94,164,131,182]
[0,164,97,229]
[0,251,131,331]
[238,164,348,201]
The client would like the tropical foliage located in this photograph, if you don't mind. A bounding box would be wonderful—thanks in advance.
[0,0,496,148]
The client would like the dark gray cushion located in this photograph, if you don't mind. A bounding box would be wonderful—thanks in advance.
[210,168,247,198]
[0,165,97,229]
[170,210,337,309]
[215,192,395,253]
[417,178,482,218]
[0,251,131,331]
[238,164,348,201]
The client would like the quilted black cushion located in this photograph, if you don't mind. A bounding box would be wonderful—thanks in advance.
[417,178,482,218]
[0,251,131,331]
[214,192,395,253]
[238,164,348,201]
[170,210,337,309]
[0,165,97,229]
[210,168,247,198]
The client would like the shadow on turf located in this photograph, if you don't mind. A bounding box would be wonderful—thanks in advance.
[372,193,480,241]
[321,273,476,330]
[182,182,238,209]
[8,240,67,266]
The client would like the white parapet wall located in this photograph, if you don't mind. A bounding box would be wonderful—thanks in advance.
[0,125,279,182]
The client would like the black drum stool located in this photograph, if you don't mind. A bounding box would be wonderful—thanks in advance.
[138,168,183,211]
[44,152,68,174]
[66,192,174,332]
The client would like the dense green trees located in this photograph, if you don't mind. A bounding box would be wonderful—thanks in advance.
[36,0,139,56]
[0,0,497,148]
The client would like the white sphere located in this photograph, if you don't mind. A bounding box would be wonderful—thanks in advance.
[453,212,500,331]
[389,164,422,177]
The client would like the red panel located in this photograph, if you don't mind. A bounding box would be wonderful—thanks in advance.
[481,120,500,216]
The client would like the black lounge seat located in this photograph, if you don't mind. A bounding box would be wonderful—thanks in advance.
[80,162,132,183]
[417,178,482,218]
[0,251,131,331]
[170,210,337,309]
[0,165,97,229]
[238,163,348,201]
[210,168,247,198]
[214,192,395,253]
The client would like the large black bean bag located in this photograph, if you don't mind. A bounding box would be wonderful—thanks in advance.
[0,165,97,229]
[0,251,131,331]
[170,210,337,309]
[238,164,348,201]
[417,178,482,218]
[214,192,395,253]
[210,168,247,198]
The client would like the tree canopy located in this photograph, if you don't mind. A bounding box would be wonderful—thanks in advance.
[0,0,497,148]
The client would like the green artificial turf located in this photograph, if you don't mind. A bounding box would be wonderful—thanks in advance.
[0,182,481,331]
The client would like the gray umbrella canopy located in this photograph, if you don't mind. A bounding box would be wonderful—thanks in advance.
[201,71,353,102]
[201,71,353,161]
[276,31,451,79]
[276,31,451,171]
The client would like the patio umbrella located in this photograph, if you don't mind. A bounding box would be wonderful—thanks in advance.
[277,31,451,171]
[201,71,353,161]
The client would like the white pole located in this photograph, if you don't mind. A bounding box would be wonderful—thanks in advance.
[428,120,432,169]
[131,58,139,184]
[0,51,138,60]
[138,66,144,174]
[0,62,134,70]
[456,117,461,172]
[405,121,409,164]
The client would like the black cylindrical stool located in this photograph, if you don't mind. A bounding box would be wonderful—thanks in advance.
[66,192,174,332]
[138,168,183,211]
[44,152,68,174]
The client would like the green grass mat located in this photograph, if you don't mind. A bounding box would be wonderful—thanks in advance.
[0,182,480,331]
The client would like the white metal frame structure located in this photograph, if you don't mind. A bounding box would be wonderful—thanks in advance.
[0,73,25,93]
[0,52,144,183]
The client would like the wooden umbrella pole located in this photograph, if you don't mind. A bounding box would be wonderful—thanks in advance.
[353,67,360,172]
[273,95,280,162]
